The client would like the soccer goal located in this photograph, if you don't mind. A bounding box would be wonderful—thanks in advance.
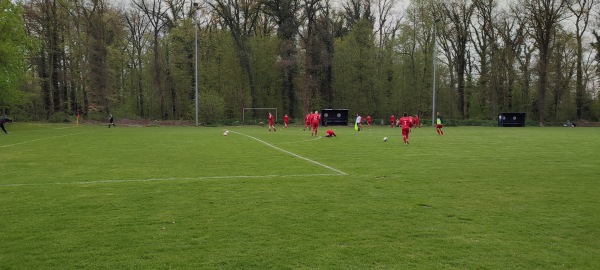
[242,108,278,123]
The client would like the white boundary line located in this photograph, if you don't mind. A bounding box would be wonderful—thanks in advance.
[0,173,343,187]
[272,136,322,144]
[0,131,96,148]
[230,130,347,175]
[23,125,78,131]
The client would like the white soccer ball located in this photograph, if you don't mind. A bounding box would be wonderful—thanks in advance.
[223,131,228,136]
[383,137,388,142]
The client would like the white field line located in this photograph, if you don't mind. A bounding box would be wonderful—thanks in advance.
[272,136,322,144]
[0,173,343,187]
[230,130,347,175]
[27,125,78,130]
[11,125,78,132]
[0,131,96,148]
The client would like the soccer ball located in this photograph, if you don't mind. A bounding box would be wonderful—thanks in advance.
[223,131,229,136]
[383,137,388,142]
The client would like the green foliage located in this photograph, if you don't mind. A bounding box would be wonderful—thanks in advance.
[332,19,377,114]
[203,30,250,119]
[1,124,599,268]
[0,0,31,110]
[249,36,282,109]
[199,91,225,125]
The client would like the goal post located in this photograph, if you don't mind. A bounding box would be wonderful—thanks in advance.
[242,108,278,123]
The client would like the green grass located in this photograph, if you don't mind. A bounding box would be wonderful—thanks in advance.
[1,123,599,269]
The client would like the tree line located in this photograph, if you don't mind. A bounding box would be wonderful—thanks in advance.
[2,0,600,126]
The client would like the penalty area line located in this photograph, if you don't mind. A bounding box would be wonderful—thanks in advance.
[0,131,96,148]
[229,131,347,176]
[0,173,344,187]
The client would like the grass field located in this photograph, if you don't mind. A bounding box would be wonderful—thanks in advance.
[1,122,599,269]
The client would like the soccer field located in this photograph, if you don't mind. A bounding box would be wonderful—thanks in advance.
[1,123,599,269]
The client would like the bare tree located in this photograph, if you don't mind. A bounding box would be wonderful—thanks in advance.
[522,0,570,126]
[125,8,150,117]
[471,0,497,116]
[496,9,527,112]
[263,0,302,117]
[342,0,375,28]
[210,0,264,110]
[133,0,169,119]
[441,0,475,118]
[568,0,595,120]
[374,0,400,50]
[298,0,321,114]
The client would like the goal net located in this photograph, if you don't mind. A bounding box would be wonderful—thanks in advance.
[242,108,278,124]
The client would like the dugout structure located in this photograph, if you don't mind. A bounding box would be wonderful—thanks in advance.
[498,112,526,127]
[321,109,349,126]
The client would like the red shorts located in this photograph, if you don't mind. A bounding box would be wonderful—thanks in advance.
[311,121,319,129]
[269,121,274,126]
[436,124,443,128]
[402,128,410,137]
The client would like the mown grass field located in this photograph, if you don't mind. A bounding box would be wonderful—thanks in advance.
[1,122,599,269]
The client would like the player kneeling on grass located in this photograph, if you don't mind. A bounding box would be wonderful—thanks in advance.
[325,129,336,137]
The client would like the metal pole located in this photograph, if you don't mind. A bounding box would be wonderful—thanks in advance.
[431,19,438,126]
[194,2,199,127]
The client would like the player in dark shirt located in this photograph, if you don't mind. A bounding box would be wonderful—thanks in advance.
[108,114,116,128]
[0,117,13,134]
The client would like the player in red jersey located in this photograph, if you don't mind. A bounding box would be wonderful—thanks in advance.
[311,110,321,136]
[390,115,395,128]
[268,112,276,132]
[283,114,289,128]
[408,115,415,131]
[366,115,372,128]
[325,129,336,137]
[414,114,421,128]
[303,113,311,131]
[399,112,413,145]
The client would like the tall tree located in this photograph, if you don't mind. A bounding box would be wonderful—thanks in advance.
[332,19,376,114]
[496,10,527,112]
[125,7,151,117]
[471,0,497,117]
[568,0,595,120]
[263,0,301,118]
[298,0,322,114]
[210,0,264,111]
[133,0,169,119]
[441,0,475,118]
[523,0,570,126]
[85,0,110,114]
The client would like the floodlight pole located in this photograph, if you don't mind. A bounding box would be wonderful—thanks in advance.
[432,18,440,126]
[194,1,199,127]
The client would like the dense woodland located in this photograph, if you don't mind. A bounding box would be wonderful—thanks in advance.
[2,0,600,125]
